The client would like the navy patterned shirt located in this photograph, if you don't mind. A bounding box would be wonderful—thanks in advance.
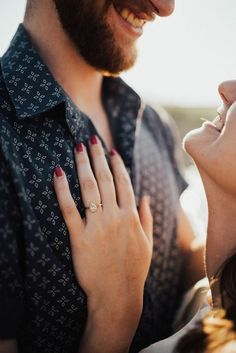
[0,24,187,353]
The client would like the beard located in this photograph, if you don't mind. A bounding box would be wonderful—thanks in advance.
[53,0,138,75]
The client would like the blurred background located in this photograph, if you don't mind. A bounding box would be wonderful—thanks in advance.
[1,0,236,238]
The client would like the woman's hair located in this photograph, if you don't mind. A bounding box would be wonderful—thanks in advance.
[175,253,236,353]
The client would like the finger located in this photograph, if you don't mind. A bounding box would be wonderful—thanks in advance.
[54,166,84,246]
[110,149,136,210]
[89,135,117,210]
[139,196,153,243]
[75,143,102,217]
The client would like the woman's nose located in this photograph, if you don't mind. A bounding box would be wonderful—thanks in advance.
[218,80,236,105]
[151,0,175,17]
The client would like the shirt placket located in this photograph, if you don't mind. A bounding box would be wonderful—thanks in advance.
[104,79,142,196]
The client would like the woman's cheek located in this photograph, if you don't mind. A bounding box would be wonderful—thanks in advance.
[183,127,217,161]
[193,142,233,191]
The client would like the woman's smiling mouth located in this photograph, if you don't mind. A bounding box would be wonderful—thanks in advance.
[201,115,225,134]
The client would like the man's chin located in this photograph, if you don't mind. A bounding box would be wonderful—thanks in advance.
[107,51,137,75]
[103,61,136,76]
[87,51,137,76]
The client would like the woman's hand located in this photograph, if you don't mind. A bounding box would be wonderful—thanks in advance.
[53,136,153,352]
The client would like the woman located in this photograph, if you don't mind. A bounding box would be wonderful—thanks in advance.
[53,80,236,353]
[142,79,236,352]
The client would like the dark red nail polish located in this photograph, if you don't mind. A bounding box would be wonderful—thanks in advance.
[76,142,84,153]
[55,166,63,177]
[110,149,117,156]
[90,135,98,145]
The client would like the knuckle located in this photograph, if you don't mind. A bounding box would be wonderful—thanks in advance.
[116,171,130,185]
[97,169,113,183]
[81,178,97,191]
[104,219,119,235]
[108,209,120,224]
[94,146,104,157]
[77,152,88,164]
[126,209,140,227]
[102,209,121,230]
[61,204,77,218]
[56,182,67,194]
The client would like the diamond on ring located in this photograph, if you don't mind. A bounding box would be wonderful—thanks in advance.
[86,202,102,213]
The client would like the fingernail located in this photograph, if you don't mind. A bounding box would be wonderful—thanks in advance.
[90,135,98,145]
[76,142,84,153]
[55,166,63,177]
[110,148,117,156]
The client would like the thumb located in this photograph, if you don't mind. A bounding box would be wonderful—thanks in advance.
[138,196,153,243]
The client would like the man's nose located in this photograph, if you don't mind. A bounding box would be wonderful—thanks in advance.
[150,0,175,17]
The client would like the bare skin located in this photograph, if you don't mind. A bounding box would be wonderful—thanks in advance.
[202,172,236,291]
[23,0,113,149]
[1,141,153,353]
[22,0,175,150]
[53,139,153,352]
[23,0,202,287]
[184,80,236,303]
[0,0,205,351]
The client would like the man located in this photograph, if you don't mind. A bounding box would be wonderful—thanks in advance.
[0,0,204,352]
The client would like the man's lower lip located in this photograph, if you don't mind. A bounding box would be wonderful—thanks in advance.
[113,5,143,38]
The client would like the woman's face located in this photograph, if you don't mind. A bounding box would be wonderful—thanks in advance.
[184,80,236,196]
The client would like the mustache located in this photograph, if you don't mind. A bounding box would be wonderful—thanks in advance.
[111,0,157,15]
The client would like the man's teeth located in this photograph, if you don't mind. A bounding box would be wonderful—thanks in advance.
[117,7,145,28]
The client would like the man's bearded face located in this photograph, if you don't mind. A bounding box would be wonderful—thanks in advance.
[53,0,147,74]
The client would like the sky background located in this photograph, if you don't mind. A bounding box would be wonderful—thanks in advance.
[0,0,236,106]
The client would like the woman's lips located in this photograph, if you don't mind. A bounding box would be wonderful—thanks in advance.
[212,115,225,131]
[201,115,225,133]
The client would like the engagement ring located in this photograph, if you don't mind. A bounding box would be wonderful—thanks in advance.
[85,202,103,213]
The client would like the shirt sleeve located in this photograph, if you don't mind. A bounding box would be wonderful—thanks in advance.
[0,152,25,339]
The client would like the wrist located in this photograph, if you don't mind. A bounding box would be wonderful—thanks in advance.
[79,295,143,353]
[87,292,143,324]
[87,281,144,312]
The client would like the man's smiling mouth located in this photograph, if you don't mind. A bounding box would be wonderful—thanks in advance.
[114,4,156,29]
[114,6,146,29]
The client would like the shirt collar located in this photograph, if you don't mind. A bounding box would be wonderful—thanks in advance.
[0,24,142,131]
[1,24,65,119]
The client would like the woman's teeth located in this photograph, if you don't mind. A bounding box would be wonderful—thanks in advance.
[212,116,224,131]
[116,7,145,28]
[201,115,225,132]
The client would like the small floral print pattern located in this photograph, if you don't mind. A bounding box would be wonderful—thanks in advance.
[0,25,186,353]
